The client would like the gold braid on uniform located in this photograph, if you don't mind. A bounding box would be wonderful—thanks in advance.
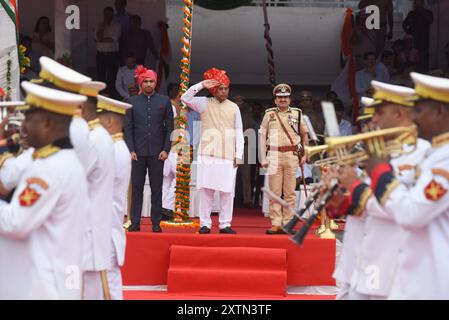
[345,181,372,216]
[370,162,400,206]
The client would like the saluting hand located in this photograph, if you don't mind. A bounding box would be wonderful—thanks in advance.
[158,151,168,161]
[202,79,221,89]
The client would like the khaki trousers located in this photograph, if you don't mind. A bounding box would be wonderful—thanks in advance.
[267,151,299,227]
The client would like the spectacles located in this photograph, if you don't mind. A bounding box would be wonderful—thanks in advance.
[299,96,312,100]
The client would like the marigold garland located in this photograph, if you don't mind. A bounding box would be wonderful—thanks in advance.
[164,0,196,228]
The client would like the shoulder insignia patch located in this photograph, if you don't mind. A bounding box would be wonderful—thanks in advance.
[19,187,41,207]
[18,177,49,207]
[432,168,449,182]
[424,179,447,201]
[265,107,276,113]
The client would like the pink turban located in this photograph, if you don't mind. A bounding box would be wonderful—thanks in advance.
[203,68,230,95]
[135,65,158,94]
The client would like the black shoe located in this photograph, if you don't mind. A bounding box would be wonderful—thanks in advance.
[161,208,174,221]
[152,225,162,233]
[219,227,237,234]
[127,224,140,232]
[266,227,287,235]
[198,226,211,234]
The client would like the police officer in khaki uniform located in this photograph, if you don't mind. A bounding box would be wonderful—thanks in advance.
[259,84,309,234]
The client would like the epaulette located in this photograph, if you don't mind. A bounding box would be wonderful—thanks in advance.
[264,107,276,113]
[32,145,61,160]
[0,152,14,169]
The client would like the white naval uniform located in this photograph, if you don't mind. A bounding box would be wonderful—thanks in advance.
[69,116,89,171]
[351,139,431,299]
[162,105,178,211]
[181,82,244,229]
[82,120,115,300]
[0,146,88,299]
[333,214,366,300]
[367,139,449,299]
[107,134,131,300]
[0,148,34,191]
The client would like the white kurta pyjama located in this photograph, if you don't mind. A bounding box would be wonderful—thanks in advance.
[181,82,244,229]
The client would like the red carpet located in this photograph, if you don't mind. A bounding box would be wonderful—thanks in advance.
[122,209,336,291]
[167,245,287,297]
[123,290,336,300]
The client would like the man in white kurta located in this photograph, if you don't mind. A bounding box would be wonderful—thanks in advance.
[0,81,88,299]
[162,104,178,213]
[98,95,132,300]
[181,68,244,234]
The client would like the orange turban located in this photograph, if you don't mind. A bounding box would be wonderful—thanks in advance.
[203,68,230,95]
[135,65,157,94]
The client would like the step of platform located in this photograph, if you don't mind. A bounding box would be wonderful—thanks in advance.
[167,245,287,297]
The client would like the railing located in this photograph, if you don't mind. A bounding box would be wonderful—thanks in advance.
[248,0,399,10]
[167,0,399,11]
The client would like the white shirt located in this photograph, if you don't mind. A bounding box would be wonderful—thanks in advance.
[115,65,137,100]
[111,137,131,267]
[0,148,34,191]
[83,123,115,271]
[181,82,244,193]
[94,21,121,53]
[69,116,89,172]
[0,148,88,299]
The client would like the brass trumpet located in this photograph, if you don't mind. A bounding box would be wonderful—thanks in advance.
[323,125,417,166]
[304,144,338,167]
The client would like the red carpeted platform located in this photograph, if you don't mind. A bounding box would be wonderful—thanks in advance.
[121,209,336,292]
[123,290,336,300]
[167,245,287,297]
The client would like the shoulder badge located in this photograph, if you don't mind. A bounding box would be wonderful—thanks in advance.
[424,179,447,201]
[18,177,49,207]
[432,168,449,182]
[265,107,276,114]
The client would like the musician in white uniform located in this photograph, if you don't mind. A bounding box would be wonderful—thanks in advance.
[97,95,132,300]
[364,73,449,299]
[34,57,115,299]
[337,81,430,300]
[79,82,115,300]
[338,73,449,299]
[0,81,88,299]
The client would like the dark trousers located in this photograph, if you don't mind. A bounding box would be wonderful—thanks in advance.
[130,155,164,226]
[96,51,119,98]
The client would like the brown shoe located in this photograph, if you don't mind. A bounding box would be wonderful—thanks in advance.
[266,226,287,235]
